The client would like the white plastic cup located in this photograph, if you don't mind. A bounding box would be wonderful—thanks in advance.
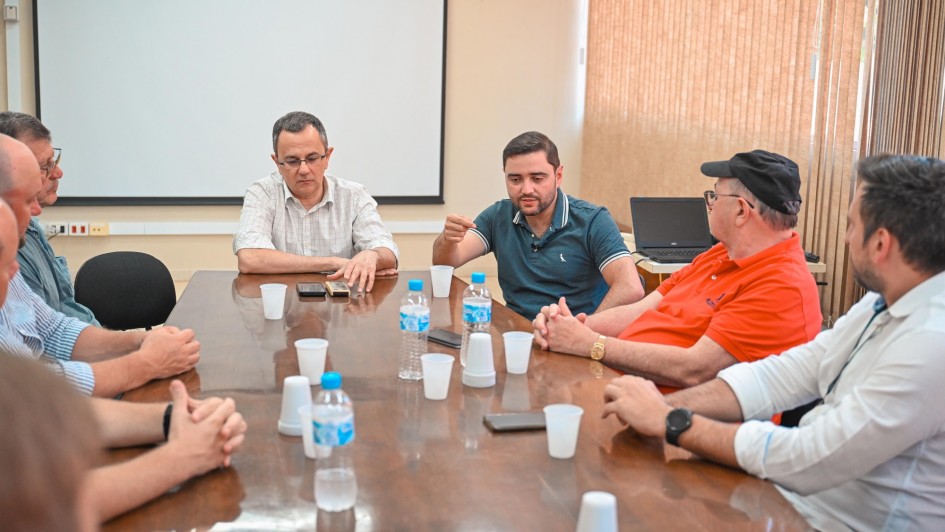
[260,283,288,320]
[429,265,454,298]
[576,491,618,532]
[421,353,454,400]
[296,338,329,383]
[462,332,496,388]
[502,331,533,374]
[298,404,316,459]
[543,404,584,459]
[278,375,312,436]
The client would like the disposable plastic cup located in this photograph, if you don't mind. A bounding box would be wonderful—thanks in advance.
[299,404,316,458]
[462,332,495,388]
[576,491,618,532]
[421,353,454,400]
[543,404,583,459]
[296,338,329,383]
[260,283,288,320]
[430,265,454,298]
[278,375,312,436]
[502,331,533,374]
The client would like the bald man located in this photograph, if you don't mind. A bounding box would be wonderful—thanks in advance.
[0,134,199,397]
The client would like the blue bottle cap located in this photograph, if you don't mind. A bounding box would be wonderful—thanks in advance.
[471,272,486,284]
[321,371,342,390]
[408,279,424,291]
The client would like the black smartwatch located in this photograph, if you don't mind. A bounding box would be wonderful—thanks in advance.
[665,408,693,447]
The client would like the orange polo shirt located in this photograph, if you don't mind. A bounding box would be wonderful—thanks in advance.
[620,233,822,392]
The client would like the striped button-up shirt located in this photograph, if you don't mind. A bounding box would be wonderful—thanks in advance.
[233,173,398,262]
[0,273,92,394]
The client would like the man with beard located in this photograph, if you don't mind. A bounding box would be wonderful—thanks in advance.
[600,154,945,530]
[432,131,643,318]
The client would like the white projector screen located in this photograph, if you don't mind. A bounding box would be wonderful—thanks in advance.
[33,0,446,205]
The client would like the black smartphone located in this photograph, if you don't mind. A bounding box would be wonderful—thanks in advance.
[324,281,351,297]
[483,412,546,432]
[428,328,462,349]
[297,282,327,297]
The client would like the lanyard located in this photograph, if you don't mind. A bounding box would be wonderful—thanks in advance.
[824,297,888,397]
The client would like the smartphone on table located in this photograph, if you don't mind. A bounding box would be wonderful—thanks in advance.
[483,412,547,432]
[324,281,351,297]
[297,282,327,297]
[428,328,462,349]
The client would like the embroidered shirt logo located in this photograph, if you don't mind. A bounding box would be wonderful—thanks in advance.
[560,254,567,262]
[705,293,725,308]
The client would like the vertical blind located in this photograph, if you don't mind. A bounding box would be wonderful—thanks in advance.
[581,0,873,322]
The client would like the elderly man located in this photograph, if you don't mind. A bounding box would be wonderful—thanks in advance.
[0,111,98,324]
[0,198,246,525]
[0,134,199,397]
[432,131,643,318]
[535,150,822,390]
[234,111,398,292]
[603,154,945,530]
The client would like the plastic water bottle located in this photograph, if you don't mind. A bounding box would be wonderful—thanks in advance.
[313,372,357,512]
[460,272,492,367]
[399,279,429,380]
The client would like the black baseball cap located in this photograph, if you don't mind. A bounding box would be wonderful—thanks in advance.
[700,150,802,214]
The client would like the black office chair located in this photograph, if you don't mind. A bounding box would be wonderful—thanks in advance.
[74,251,177,330]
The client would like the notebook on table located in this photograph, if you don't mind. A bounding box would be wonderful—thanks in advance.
[630,197,714,263]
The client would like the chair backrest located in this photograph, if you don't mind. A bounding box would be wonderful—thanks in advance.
[74,251,177,330]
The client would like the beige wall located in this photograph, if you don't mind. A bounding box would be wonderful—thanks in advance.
[1,0,586,289]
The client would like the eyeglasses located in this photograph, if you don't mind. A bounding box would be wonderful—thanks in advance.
[40,148,62,177]
[277,153,328,170]
[703,190,755,209]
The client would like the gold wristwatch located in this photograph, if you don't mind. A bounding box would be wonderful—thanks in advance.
[589,335,607,361]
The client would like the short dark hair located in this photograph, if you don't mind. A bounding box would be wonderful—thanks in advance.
[502,131,560,169]
[856,154,945,274]
[271,111,328,155]
[0,111,51,142]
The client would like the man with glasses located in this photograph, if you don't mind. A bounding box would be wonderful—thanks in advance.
[534,150,821,393]
[601,155,945,530]
[234,111,398,292]
[0,112,97,324]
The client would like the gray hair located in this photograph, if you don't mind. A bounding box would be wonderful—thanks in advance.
[729,179,799,230]
[0,112,51,142]
[271,112,328,155]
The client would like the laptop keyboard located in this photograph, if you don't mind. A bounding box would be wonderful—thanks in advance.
[645,248,703,257]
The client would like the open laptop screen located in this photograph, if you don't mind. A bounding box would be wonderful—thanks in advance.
[630,197,713,249]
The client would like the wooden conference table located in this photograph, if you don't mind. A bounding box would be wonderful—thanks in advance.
[105,271,808,530]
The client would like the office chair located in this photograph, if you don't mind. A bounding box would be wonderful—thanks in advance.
[74,251,177,330]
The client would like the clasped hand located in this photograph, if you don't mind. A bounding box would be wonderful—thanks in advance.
[532,297,596,355]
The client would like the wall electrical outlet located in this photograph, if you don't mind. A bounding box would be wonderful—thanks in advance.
[69,222,89,236]
[44,222,68,237]
[89,222,109,236]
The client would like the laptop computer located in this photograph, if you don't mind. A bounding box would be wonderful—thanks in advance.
[630,197,714,263]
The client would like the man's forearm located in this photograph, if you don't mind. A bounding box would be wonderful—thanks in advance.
[72,328,147,363]
[585,290,662,336]
[666,378,745,422]
[89,355,152,397]
[431,234,464,267]
[370,247,398,270]
[87,445,198,522]
[236,248,342,274]
[675,416,741,469]
[91,398,167,446]
[600,338,736,389]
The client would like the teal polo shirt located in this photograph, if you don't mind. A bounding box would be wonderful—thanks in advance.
[469,189,630,318]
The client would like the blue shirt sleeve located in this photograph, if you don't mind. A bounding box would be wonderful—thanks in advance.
[585,206,631,271]
[470,201,502,254]
[43,359,96,396]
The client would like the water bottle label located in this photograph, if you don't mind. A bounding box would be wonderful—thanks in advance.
[400,307,430,332]
[463,302,491,323]
[313,415,355,446]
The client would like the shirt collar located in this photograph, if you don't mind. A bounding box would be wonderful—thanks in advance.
[512,188,568,229]
[279,173,335,210]
[885,269,945,319]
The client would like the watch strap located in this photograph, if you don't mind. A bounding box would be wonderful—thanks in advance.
[665,407,693,446]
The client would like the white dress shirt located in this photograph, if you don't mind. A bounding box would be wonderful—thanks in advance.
[233,173,398,262]
[718,270,945,531]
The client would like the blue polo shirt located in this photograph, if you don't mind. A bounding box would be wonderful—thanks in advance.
[469,189,630,318]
